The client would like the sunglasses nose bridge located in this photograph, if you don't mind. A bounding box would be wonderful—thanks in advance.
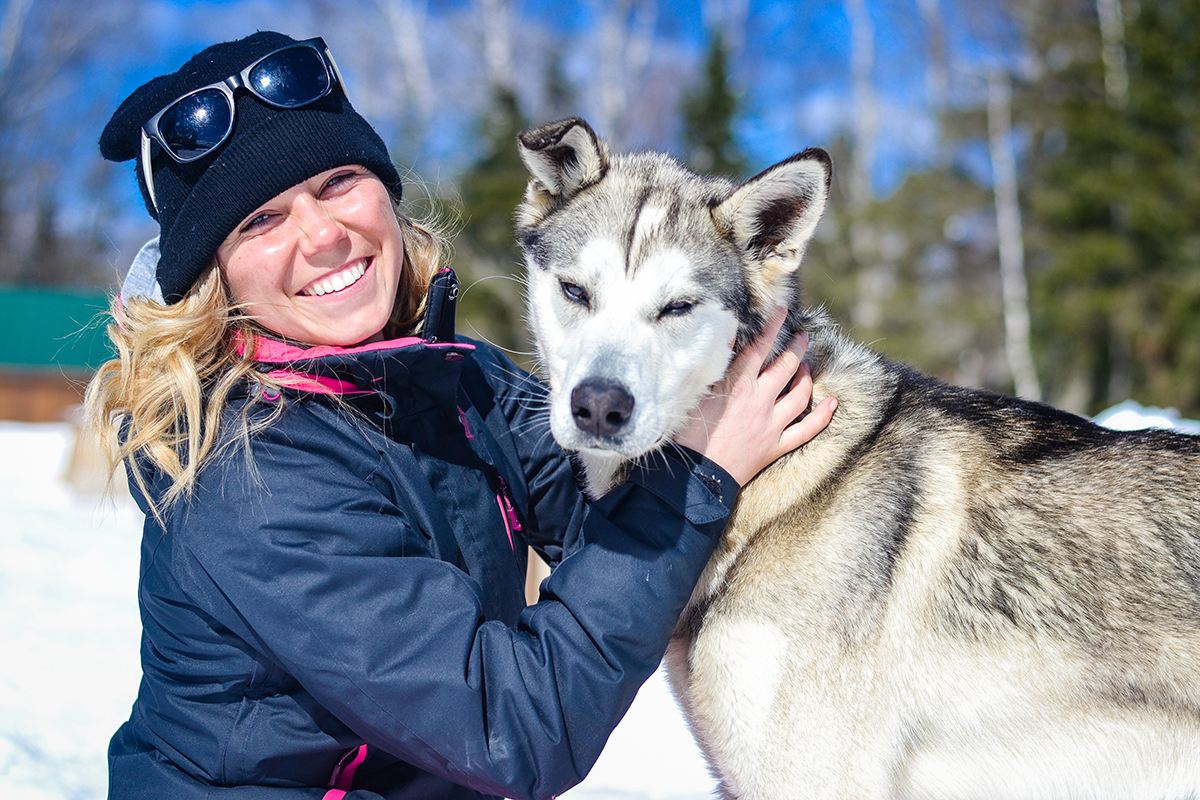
[224,72,248,95]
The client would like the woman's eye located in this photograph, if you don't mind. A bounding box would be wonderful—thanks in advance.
[560,281,589,306]
[241,212,273,233]
[660,300,694,317]
[322,169,363,196]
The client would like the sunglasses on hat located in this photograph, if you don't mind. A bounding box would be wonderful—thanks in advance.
[139,37,346,213]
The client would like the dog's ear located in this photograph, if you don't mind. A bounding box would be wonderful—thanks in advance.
[517,118,609,227]
[712,148,832,272]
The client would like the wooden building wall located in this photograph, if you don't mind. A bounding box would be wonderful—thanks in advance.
[0,370,90,422]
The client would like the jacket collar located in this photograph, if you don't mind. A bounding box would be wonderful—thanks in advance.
[235,331,476,403]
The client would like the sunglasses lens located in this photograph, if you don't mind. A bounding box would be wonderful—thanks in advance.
[249,46,331,108]
[157,88,233,161]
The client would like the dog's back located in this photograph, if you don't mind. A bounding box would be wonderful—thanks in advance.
[671,330,1200,798]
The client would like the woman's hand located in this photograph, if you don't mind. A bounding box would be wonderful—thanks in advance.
[674,307,837,487]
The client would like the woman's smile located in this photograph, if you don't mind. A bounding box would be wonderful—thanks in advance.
[299,257,371,297]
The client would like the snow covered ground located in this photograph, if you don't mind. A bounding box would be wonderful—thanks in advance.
[2,401,1196,799]
[0,422,145,800]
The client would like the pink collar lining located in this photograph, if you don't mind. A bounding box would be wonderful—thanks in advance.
[264,371,368,396]
[235,332,475,397]
[234,332,474,364]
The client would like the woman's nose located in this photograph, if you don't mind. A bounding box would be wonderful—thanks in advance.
[293,194,347,254]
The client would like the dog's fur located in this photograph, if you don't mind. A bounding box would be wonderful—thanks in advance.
[515,118,1200,799]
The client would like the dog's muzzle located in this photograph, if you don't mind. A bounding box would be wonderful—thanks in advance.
[570,378,634,440]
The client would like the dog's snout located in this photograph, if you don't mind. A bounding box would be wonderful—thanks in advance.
[571,379,634,438]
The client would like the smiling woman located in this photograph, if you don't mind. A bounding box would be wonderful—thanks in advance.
[82,29,832,800]
[216,166,406,346]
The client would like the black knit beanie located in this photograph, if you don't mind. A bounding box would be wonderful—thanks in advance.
[99,31,403,304]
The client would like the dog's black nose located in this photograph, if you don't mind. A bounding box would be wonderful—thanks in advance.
[571,379,634,438]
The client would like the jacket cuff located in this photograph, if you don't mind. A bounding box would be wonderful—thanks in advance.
[625,446,739,527]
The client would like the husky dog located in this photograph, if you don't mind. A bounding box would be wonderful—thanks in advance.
[515,117,1200,800]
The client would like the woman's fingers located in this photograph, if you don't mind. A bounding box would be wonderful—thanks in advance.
[673,306,837,486]
[727,306,788,384]
[758,330,809,397]
[768,360,835,460]
[772,361,815,424]
[778,395,839,454]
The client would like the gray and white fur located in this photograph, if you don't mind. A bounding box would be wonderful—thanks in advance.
[516,117,1200,800]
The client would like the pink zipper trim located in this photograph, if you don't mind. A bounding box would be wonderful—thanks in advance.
[496,476,521,552]
[324,743,368,798]
[457,406,475,440]
[496,493,516,552]
[458,406,519,552]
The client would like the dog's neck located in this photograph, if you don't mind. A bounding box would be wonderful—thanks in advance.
[742,302,842,379]
[577,450,630,500]
[788,305,842,379]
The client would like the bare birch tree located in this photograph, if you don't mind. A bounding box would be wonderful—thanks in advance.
[476,0,516,92]
[1095,0,1129,109]
[0,0,33,84]
[589,0,658,148]
[845,0,876,213]
[915,0,948,108]
[372,0,436,138]
[702,0,749,59]
[0,0,141,284]
[1094,0,1133,401]
[843,0,889,330]
[987,69,1041,400]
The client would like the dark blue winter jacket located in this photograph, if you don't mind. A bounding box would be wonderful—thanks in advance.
[108,327,737,799]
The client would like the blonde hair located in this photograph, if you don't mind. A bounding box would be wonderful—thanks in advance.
[85,211,445,522]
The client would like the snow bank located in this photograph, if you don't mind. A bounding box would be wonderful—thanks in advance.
[0,422,143,800]
[2,400,1195,798]
[1092,399,1200,435]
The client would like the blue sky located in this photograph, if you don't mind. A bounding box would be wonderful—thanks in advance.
[65,0,1018,262]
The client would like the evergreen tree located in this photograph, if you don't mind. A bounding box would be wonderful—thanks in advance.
[459,86,530,259]
[804,138,1013,394]
[681,32,747,179]
[1024,0,1200,415]
[809,0,1200,416]
[452,85,533,359]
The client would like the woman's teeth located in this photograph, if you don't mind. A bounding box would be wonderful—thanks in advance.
[303,259,368,296]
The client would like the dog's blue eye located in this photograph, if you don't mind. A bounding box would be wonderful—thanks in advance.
[661,300,694,317]
[561,281,589,305]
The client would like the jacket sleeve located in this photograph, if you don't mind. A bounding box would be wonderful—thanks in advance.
[170,400,737,800]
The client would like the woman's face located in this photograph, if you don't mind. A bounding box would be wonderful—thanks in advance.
[217,166,403,347]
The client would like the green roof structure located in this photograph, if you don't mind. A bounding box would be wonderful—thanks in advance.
[0,286,115,373]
